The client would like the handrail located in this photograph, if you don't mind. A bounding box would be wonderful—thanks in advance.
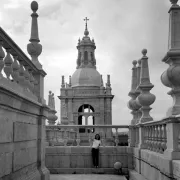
[46,124,129,147]
[47,125,129,128]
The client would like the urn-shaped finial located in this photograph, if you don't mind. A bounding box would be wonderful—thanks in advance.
[137,49,156,123]
[27,1,42,69]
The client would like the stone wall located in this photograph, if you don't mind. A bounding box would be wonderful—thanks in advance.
[0,85,49,180]
[45,146,133,174]
[130,148,180,180]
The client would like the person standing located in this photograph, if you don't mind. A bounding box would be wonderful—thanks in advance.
[91,134,101,168]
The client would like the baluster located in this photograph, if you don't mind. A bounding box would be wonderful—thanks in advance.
[51,128,55,146]
[76,127,80,146]
[29,71,35,92]
[137,127,139,146]
[63,128,68,146]
[88,127,92,147]
[144,127,148,148]
[146,126,149,149]
[4,48,13,79]
[12,55,20,83]
[162,124,167,152]
[0,41,5,76]
[18,63,25,86]
[24,66,31,90]
[135,128,137,147]
[158,125,163,153]
[115,128,119,146]
[56,127,59,144]
[101,130,105,147]
[151,126,154,151]
[178,131,180,150]
[149,126,153,150]
[134,128,136,146]
[156,125,160,152]
[154,125,158,152]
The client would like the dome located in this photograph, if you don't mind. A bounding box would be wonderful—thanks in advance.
[71,68,101,87]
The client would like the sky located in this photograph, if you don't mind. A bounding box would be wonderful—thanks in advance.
[0,0,173,125]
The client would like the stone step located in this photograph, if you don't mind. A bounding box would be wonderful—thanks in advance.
[49,168,128,178]
[50,174,127,180]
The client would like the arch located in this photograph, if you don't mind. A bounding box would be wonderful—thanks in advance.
[78,104,95,113]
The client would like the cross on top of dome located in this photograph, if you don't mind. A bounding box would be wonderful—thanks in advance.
[84,17,89,36]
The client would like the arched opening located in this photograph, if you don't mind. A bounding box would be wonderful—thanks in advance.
[78,104,95,133]
[78,115,86,133]
[84,51,88,65]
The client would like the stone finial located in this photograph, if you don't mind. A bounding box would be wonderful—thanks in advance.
[101,75,104,87]
[61,75,65,88]
[137,49,156,123]
[27,1,42,69]
[161,0,180,117]
[167,0,180,50]
[170,0,178,5]
[69,76,72,87]
[128,60,141,125]
[52,93,55,109]
[106,74,111,87]
[131,60,137,91]
[48,91,52,108]
[47,91,57,125]
[142,49,147,56]
[134,59,142,124]
[48,91,55,110]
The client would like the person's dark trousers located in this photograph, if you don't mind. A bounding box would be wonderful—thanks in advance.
[91,148,99,167]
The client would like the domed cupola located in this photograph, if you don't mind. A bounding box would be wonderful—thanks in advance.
[71,17,101,87]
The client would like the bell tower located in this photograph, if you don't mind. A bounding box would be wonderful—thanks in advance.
[58,18,114,137]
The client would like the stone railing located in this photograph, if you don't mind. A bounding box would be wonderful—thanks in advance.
[46,125,129,147]
[0,27,46,103]
[129,117,180,158]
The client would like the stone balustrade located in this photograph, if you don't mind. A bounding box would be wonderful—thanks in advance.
[129,117,180,158]
[46,125,129,147]
[0,22,46,104]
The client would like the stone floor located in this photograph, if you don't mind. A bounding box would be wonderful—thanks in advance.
[50,174,127,180]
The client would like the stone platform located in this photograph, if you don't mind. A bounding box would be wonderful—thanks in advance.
[50,174,127,180]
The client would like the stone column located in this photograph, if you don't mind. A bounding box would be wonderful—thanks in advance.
[161,0,180,117]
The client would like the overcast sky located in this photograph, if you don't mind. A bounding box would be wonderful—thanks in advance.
[0,0,173,125]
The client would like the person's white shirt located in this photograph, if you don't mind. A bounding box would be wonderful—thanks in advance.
[92,139,101,149]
